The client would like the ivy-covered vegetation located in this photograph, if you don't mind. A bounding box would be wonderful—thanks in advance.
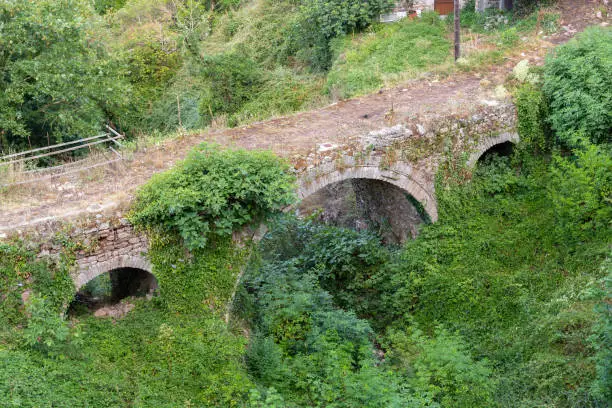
[130,144,295,250]
[1,5,611,408]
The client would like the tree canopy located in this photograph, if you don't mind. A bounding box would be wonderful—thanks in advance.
[0,0,127,149]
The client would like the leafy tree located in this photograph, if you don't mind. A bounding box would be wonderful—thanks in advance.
[130,144,295,250]
[543,27,612,148]
[0,0,128,150]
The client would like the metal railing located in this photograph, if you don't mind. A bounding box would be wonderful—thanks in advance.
[0,125,125,187]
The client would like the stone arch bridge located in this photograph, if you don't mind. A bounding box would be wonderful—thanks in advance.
[2,94,518,290]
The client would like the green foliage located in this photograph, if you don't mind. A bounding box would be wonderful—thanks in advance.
[290,0,395,71]
[327,16,450,98]
[0,0,128,149]
[549,144,612,245]
[0,304,252,407]
[80,273,112,298]
[233,68,321,125]
[120,32,181,132]
[22,295,71,353]
[130,144,295,250]
[515,83,549,153]
[386,326,495,407]
[255,215,393,321]
[0,241,74,327]
[93,0,127,14]
[543,27,612,147]
[300,0,394,39]
[248,387,286,407]
[239,259,411,406]
[147,233,248,314]
[198,53,264,126]
[588,257,612,403]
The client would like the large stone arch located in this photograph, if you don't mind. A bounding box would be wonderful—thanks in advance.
[297,160,438,222]
[74,254,152,290]
[467,132,519,167]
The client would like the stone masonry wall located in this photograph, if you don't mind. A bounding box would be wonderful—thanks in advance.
[73,224,150,289]
[7,213,151,290]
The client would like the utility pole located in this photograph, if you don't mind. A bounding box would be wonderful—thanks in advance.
[454,0,461,61]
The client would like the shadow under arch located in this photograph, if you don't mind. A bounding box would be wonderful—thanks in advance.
[467,132,519,167]
[70,255,157,314]
[75,254,153,290]
[296,164,438,223]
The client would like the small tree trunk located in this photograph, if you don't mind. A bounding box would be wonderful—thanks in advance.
[454,0,461,61]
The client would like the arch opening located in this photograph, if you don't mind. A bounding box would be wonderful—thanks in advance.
[477,141,515,165]
[298,178,428,244]
[69,267,158,317]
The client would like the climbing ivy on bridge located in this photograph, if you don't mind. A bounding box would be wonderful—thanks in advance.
[130,143,295,251]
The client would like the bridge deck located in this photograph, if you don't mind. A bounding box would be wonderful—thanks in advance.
[0,0,598,233]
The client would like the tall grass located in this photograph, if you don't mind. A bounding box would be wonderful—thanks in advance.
[326,14,451,99]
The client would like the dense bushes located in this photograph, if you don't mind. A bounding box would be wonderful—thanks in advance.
[550,145,612,244]
[291,0,395,70]
[198,53,264,126]
[0,0,127,149]
[0,305,252,407]
[543,27,612,147]
[239,240,412,406]
[130,144,295,250]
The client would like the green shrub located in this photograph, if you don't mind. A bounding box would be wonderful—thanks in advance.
[549,144,612,244]
[515,83,550,153]
[385,326,496,408]
[543,27,612,147]
[22,295,71,353]
[93,0,127,14]
[0,0,128,149]
[130,144,295,250]
[239,260,410,406]
[198,53,264,126]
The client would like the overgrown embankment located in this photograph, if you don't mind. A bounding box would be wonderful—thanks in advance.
[0,23,610,408]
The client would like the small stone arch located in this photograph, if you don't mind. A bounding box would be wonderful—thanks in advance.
[467,132,519,167]
[297,161,438,222]
[74,254,152,290]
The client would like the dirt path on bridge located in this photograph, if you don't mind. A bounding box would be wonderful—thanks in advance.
[0,0,608,233]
